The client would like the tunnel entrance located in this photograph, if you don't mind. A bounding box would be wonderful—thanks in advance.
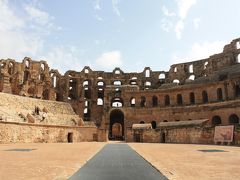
[67,132,73,143]
[109,109,124,141]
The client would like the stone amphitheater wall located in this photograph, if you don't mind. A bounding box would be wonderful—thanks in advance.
[0,121,97,143]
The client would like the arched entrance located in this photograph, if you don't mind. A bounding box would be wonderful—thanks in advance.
[109,109,124,141]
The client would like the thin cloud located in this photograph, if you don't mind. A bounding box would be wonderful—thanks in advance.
[162,6,175,17]
[177,0,197,19]
[171,40,226,64]
[95,50,123,70]
[193,18,200,29]
[94,14,104,21]
[161,18,173,32]
[94,0,101,10]
[112,0,124,21]
[174,0,197,39]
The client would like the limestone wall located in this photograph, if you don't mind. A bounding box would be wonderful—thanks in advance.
[126,128,161,143]
[0,92,83,126]
[0,121,97,143]
[164,127,214,144]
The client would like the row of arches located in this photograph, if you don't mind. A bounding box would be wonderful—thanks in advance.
[212,114,239,126]
[139,120,157,129]
[129,88,224,108]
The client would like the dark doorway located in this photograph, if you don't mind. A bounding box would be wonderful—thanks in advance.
[229,114,239,124]
[134,133,141,142]
[109,109,124,141]
[212,116,222,126]
[161,133,166,143]
[67,133,73,143]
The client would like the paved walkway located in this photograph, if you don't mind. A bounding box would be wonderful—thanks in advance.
[70,144,167,180]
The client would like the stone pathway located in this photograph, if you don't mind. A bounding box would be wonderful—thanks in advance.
[69,144,167,180]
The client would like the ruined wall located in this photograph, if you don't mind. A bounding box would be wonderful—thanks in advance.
[0,38,240,144]
[0,92,83,126]
[163,127,214,144]
[0,121,97,143]
[126,128,161,143]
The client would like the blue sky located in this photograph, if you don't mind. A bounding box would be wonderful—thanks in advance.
[0,0,240,74]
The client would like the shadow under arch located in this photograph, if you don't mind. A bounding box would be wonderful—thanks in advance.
[109,109,124,141]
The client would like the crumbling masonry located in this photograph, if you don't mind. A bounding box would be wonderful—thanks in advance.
[0,38,240,144]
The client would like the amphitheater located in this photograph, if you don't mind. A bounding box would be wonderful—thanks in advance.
[0,37,240,145]
[1,38,240,180]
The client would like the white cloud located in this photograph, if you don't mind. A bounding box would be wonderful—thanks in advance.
[95,50,122,70]
[0,0,69,72]
[161,0,198,39]
[94,0,101,10]
[174,0,198,39]
[0,0,24,31]
[161,18,173,32]
[0,0,43,59]
[162,6,175,17]
[193,18,200,29]
[112,0,123,21]
[177,0,197,19]
[175,20,184,39]
[40,45,84,74]
[172,40,226,64]
[24,4,53,26]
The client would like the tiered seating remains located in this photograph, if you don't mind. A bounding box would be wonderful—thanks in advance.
[0,92,83,126]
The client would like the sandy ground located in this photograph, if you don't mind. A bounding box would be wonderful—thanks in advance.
[1,142,240,180]
[130,143,240,180]
[0,142,105,180]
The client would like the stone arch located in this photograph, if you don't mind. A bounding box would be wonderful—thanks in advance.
[97,81,105,87]
[151,121,157,129]
[145,69,150,77]
[188,75,195,80]
[177,94,183,105]
[202,90,208,103]
[109,109,124,140]
[189,64,193,73]
[173,79,180,84]
[111,97,123,107]
[25,59,30,68]
[204,61,208,69]
[217,88,223,101]
[237,54,240,63]
[23,70,30,83]
[174,67,178,72]
[212,116,221,126]
[237,41,240,49]
[97,98,103,105]
[189,92,195,104]
[145,81,151,86]
[130,77,138,85]
[41,63,45,71]
[159,73,165,79]
[164,95,170,106]
[8,62,14,75]
[83,108,91,121]
[152,96,158,107]
[229,114,239,124]
[98,88,104,99]
[140,96,146,107]
[130,97,136,107]
[235,84,240,97]
[113,80,122,86]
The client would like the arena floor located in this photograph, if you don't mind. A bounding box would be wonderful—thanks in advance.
[0,142,239,180]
